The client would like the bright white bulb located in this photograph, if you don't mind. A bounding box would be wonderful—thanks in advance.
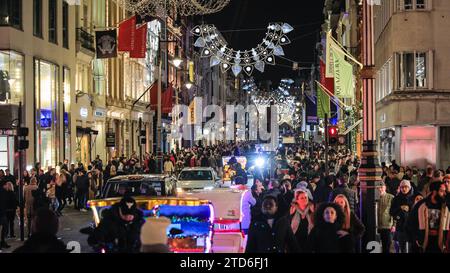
[173,58,183,68]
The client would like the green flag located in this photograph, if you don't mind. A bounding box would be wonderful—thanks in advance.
[332,49,355,99]
[317,83,330,119]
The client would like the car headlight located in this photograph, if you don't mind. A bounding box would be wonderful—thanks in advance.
[176,187,184,193]
[204,186,214,191]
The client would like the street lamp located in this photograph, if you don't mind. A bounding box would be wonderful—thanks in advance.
[185,81,193,90]
[172,57,183,69]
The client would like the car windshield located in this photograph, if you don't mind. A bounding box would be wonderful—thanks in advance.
[179,170,213,181]
[104,180,163,198]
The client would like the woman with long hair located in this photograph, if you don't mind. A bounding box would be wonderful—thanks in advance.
[24,177,38,237]
[289,189,315,252]
[333,194,366,252]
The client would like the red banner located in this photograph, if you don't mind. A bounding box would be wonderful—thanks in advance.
[320,59,334,95]
[118,16,136,52]
[162,85,174,114]
[149,81,158,111]
[130,23,147,58]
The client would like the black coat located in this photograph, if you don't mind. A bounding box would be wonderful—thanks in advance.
[245,215,301,253]
[0,188,7,216]
[314,183,333,204]
[307,223,354,253]
[88,204,145,253]
[13,233,69,253]
[390,190,414,233]
[76,175,89,193]
[4,190,18,212]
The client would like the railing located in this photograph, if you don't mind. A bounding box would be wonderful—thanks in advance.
[76,28,95,52]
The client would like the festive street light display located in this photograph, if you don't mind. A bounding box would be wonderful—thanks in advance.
[118,0,231,18]
[192,23,294,76]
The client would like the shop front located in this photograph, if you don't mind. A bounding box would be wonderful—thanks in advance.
[34,59,60,169]
[0,50,24,171]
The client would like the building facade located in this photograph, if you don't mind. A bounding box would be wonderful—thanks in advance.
[0,0,77,171]
[374,0,450,169]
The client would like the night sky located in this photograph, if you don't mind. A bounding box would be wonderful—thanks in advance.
[198,0,326,85]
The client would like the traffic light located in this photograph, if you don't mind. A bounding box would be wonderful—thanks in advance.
[328,126,338,146]
[17,127,29,150]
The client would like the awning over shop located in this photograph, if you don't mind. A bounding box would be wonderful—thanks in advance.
[342,119,362,135]
[76,126,99,136]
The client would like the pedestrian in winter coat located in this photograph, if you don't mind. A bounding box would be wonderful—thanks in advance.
[246,195,301,253]
[289,189,315,252]
[377,181,395,253]
[390,180,414,253]
[333,194,365,252]
[163,158,175,175]
[56,173,67,216]
[4,182,18,238]
[385,170,402,196]
[13,208,69,253]
[306,202,354,253]
[407,181,450,253]
[0,184,9,249]
[88,196,145,253]
[314,175,334,205]
[24,178,39,237]
[328,176,358,213]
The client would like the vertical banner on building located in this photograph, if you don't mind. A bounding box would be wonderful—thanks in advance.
[305,94,318,125]
[162,85,174,114]
[118,16,137,52]
[189,61,195,83]
[332,50,355,99]
[95,30,118,59]
[317,83,330,119]
[325,31,335,78]
[188,99,196,124]
[130,23,148,58]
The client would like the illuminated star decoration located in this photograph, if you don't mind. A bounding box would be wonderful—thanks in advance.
[251,78,300,127]
[192,23,294,76]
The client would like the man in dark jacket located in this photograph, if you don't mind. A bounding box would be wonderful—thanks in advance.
[329,175,358,213]
[407,181,450,253]
[314,175,335,205]
[13,208,68,253]
[390,180,414,253]
[418,167,434,195]
[385,170,402,195]
[76,170,89,211]
[246,195,300,253]
[88,196,145,253]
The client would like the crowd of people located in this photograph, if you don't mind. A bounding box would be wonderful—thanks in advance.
[242,143,450,253]
[1,140,450,253]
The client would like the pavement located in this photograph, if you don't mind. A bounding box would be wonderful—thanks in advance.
[0,203,94,253]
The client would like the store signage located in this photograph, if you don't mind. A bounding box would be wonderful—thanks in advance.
[80,107,88,118]
[106,132,115,147]
[0,128,16,135]
[94,109,105,118]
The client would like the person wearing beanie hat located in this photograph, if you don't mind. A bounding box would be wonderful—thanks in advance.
[407,180,450,253]
[140,217,171,253]
[389,179,414,253]
[88,196,144,253]
[399,180,412,191]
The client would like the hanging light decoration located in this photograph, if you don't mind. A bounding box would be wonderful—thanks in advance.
[118,0,231,18]
[192,22,293,76]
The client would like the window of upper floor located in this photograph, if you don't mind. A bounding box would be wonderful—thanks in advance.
[0,0,22,30]
[397,0,430,11]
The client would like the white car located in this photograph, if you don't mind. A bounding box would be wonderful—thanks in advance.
[177,167,222,191]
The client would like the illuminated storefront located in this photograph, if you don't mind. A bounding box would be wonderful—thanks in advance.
[35,59,60,169]
[0,50,24,171]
